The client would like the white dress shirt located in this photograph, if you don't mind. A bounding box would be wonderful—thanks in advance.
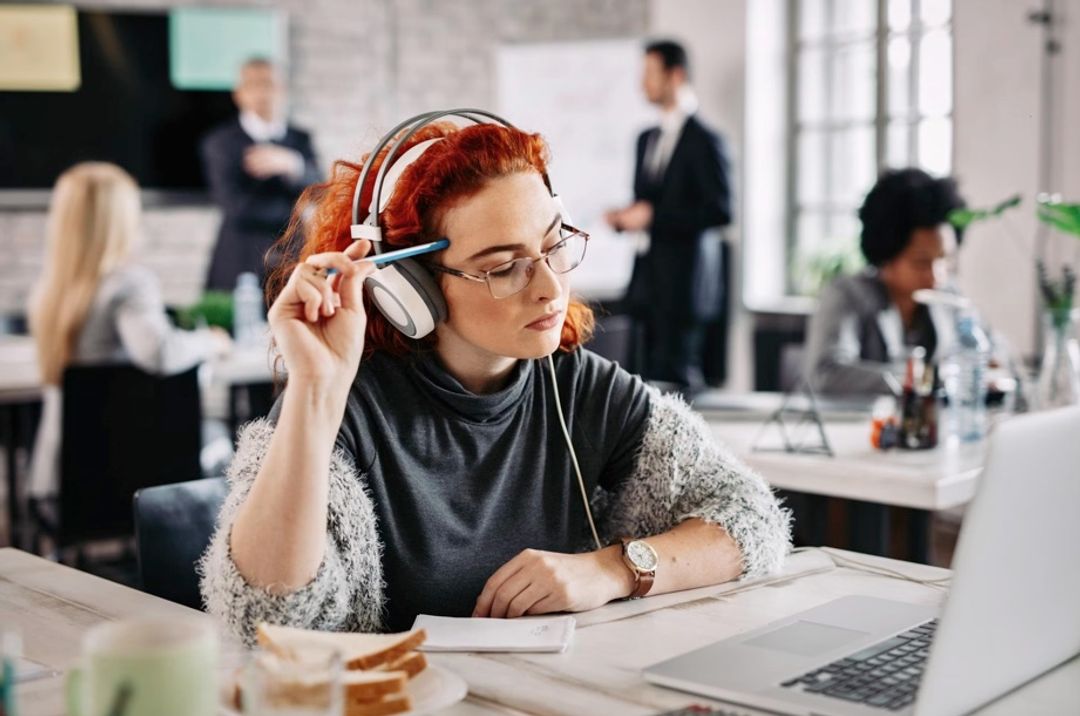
[644,87,699,180]
[238,110,287,143]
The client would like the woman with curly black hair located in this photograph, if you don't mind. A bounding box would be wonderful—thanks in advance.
[804,168,967,394]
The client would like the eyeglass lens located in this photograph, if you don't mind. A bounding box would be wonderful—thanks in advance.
[487,230,586,298]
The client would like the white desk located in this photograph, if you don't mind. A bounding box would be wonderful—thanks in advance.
[0,335,277,399]
[0,334,279,424]
[3,547,1076,715]
[710,420,985,512]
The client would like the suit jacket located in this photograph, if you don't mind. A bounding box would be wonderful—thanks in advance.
[803,270,956,395]
[201,118,320,291]
[628,114,733,322]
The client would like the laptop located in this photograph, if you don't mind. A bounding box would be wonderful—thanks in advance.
[644,406,1080,715]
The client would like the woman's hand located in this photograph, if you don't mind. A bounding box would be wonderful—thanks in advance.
[472,546,634,619]
[206,326,234,357]
[268,240,375,387]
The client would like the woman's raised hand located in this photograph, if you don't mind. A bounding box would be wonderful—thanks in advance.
[267,240,375,387]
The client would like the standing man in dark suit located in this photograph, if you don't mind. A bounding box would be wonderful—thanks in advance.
[605,40,733,392]
[201,57,320,292]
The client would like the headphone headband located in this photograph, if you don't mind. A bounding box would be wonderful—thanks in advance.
[350,109,517,248]
[350,108,572,343]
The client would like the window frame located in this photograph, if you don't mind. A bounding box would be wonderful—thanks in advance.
[785,0,954,295]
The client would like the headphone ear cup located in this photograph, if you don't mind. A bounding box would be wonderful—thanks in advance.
[363,258,447,339]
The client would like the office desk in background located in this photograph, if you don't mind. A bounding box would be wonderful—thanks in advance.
[708,420,984,512]
[0,335,278,548]
[693,391,986,563]
[3,547,1076,715]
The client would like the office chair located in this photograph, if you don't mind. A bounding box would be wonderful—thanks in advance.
[133,477,227,609]
[33,364,202,560]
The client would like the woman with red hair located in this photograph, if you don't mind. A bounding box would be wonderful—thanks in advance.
[201,118,789,642]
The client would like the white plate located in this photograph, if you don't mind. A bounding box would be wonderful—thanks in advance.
[221,664,468,715]
[404,665,469,715]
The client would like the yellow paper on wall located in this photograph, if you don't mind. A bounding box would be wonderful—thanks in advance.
[0,4,81,91]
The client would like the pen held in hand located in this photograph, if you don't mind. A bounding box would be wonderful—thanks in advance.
[314,239,450,279]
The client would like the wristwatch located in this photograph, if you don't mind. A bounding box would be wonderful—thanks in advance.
[620,537,658,599]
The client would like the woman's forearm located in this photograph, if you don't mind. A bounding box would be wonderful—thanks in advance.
[229,379,348,593]
[598,517,744,599]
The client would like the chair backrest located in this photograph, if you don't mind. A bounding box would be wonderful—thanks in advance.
[588,314,634,367]
[59,364,202,546]
[133,477,227,609]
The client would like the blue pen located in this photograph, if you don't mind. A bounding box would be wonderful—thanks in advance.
[316,239,449,278]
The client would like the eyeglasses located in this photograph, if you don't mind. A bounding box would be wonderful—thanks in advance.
[426,223,590,299]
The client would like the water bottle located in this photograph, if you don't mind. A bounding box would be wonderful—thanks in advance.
[232,272,265,347]
[942,311,991,443]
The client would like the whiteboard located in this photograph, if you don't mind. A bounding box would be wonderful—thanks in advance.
[496,39,655,302]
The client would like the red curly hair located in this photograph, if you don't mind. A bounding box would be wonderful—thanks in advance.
[268,122,594,359]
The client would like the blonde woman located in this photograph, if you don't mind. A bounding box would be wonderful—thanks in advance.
[28,162,229,500]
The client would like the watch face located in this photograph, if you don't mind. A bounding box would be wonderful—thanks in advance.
[627,540,658,571]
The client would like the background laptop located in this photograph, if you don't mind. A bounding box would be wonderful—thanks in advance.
[644,406,1080,715]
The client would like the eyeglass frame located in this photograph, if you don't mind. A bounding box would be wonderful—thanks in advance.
[423,223,590,299]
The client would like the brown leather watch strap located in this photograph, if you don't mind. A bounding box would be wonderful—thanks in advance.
[630,569,654,598]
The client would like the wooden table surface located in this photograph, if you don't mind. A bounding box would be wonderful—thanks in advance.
[3,547,1077,715]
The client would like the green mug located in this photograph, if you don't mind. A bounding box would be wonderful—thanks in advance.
[66,616,218,716]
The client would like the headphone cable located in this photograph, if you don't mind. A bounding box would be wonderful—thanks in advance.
[546,353,603,551]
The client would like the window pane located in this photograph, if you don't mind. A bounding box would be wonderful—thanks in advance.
[919,30,953,115]
[887,36,912,117]
[831,42,876,121]
[798,46,828,122]
[888,0,912,31]
[797,130,827,205]
[833,0,877,36]
[921,0,952,27]
[886,120,912,168]
[796,210,828,255]
[826,210,860,246]
[918,117,952,174]
[799,0,828,40]
[830,126,876,206]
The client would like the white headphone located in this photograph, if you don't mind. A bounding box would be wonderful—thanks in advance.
[349,109,571,339]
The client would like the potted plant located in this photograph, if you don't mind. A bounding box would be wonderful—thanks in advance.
[1033,197,1080,408]
[950,195,1080,409]
[176,291,233,332]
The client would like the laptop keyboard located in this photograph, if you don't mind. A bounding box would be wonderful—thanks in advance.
[780,619,938,711]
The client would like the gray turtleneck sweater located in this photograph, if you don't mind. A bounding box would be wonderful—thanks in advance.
[200,348,791,643]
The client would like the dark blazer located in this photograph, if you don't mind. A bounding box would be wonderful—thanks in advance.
[200,118,319,291]
[628,115,733,321]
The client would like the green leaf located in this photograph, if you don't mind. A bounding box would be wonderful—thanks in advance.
[990,194,1022,215]
[176,291,234,331]
[1037,202,1080,238]
[947,194,1021,228]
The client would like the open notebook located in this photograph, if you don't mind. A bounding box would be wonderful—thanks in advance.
[411,615,576,653]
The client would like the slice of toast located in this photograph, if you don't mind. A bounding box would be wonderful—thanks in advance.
[347,692,412,716]
[257,623,427,670]
[379,651,427,679]
[232,661,410,711]
[343,669,409,703]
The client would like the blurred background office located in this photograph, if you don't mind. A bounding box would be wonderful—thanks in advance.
[1,0,1079,578]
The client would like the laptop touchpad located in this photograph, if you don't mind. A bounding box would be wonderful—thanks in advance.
[743,620,869,657]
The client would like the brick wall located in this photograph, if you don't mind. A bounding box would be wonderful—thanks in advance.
[1,0,647,314]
